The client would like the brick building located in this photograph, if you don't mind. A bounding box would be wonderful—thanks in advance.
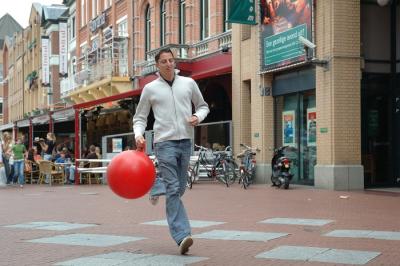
[232,0,399,189]
[61,0,233,160]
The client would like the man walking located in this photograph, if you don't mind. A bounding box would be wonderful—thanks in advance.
[133,48,209,255]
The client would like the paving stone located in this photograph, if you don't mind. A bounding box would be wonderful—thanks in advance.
[310,248,381,265]
[256,245,380,265]
[256,245,329,261]
[193,230,288,242]
[27,234,146,247]
[4,221,97,231]
[259,218,334,226]
[54,251,208,266]
[142,220,225,228]
[325,230,400,240]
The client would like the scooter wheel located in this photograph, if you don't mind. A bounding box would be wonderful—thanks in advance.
[283,177,290,189]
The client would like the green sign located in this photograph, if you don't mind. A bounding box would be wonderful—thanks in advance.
[320,128,328,133]
[227,0,256,25]
[264,24,307,66]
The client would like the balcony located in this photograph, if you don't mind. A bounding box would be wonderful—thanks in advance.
[60,75,79,98]
[64,32,132,104]
[134,30,232,77]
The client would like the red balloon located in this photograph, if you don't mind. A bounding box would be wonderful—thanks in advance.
[107,150,156,199]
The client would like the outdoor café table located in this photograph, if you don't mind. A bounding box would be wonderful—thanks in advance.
[54,162,74,184]
[75,159,111,184]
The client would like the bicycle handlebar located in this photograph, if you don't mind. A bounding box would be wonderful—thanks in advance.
[240,143,260,153]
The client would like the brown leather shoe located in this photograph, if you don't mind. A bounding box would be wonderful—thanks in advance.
[179,236,193,255]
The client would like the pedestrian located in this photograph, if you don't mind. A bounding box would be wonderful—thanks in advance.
[133,48,209,255]
[2,132,13,184]
[11,137,27,188]
[38,132,56,183]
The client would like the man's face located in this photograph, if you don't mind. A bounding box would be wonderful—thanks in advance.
[156,52,175,77]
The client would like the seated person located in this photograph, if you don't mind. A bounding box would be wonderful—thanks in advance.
[55,152,72,184]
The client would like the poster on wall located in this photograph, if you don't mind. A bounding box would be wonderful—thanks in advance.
[112,138,123,153]
[41,37,50,86]
[307,108,316,146]
[260,0,313,71]
[59,22,68,77]
[282,110,296,147]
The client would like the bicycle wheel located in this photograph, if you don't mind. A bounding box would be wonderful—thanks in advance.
[214,162,228,186]
[242,172,249,189]
[224,161,237,186]
[186,169,193,189]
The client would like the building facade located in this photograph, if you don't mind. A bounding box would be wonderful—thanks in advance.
[232,0,399,190]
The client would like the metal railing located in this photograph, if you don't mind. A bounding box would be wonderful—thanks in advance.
[134,30,231,76]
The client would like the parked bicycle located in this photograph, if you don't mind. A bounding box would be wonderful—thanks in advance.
[237,143,260,189]
[189,144,237,187]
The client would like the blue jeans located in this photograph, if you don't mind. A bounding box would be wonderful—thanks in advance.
[155,139,191,244]
[13,160,25,185]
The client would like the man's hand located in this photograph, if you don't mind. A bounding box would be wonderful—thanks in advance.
[135,136,146,151]
[188,115,199,126]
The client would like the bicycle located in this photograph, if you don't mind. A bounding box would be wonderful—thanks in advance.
[190,144,237,187]
[237,143,260,189]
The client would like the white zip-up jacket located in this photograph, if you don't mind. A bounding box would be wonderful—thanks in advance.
[133,71,210,143]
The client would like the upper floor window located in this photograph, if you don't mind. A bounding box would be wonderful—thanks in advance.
[200,0,210,40]
[179,0,186,44]
[70,16,76,40]
[81,0,85,27]
[92,0,97,19]
[117,17,128,37]
[223,0,231,31]
[145,5,151,56]
[104,0,111,9]
[160,0,166,46]
[0,64,3,83]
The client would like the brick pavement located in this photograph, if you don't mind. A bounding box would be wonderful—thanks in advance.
[0,183,399,266]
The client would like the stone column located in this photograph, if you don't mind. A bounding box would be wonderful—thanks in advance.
[314,0,363,190]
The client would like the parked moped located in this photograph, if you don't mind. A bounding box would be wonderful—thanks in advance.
[271,146,293,189]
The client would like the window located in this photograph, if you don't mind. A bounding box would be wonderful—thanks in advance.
[0,64,3,82]
[81,0,85,27]
[145,5,151,56]
[117,18,128,37]
[70,16,76,40]
[104,0,111,9]
[160,0,166,46]
[223,0,231,31]
[92,0,97,19]
[200,0,210,40]
[179,0,186,44]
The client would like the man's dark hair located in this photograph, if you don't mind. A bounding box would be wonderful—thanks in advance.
[155,48,174,62]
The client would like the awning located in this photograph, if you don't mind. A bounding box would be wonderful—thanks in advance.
[0,123,14,131]
[16,119,30,128]
[52,107,75,122]
[32,115,50,125]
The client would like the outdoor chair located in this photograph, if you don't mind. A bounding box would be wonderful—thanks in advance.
[80,162,102,185]
[37,160,65,185]
[24,160,40,184]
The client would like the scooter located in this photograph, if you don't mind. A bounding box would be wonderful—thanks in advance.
[271,146,293,189]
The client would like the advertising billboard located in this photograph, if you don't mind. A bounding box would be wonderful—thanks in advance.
[260,0,313,71]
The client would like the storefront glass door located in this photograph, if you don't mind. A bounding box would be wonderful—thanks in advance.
[275,90,316,185]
